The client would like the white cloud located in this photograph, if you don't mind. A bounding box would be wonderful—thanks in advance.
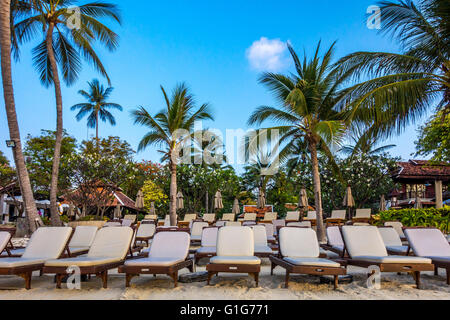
[246,37,288,72]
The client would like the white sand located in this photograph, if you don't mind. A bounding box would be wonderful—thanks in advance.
[0,259,449,300]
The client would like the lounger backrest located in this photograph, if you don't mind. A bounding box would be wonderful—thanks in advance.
[164,215,171,226]
[263,212,277,221]
[0,232,11,252]
[242,221,257,226]
[191,221,209,237]
[378,227,402,247]
[215,221,226,227]
[216,226,254,256]
[287,221,311,228]
[331,210,346,220]
[279,227,319,258]
[306,211,317,220]
[149,231,190,260]
[222,213,235,222]
[22,227,72,259]
[104,222,121,227]
[243,213,257,221]
[144,215,157,220]
[341,226,387,258]
[203,213,216,222]
[136,223,156,238]
[183,214,197,222]
[272,219,285,231]
[262,223,274,237]
[121,219,133,227]
[123,215,136,222]
[285,211,300,221]
[201,227,218,247]
[251,225,268,246]
[384,221,405,238]
[87,227,133,260]
[355,208,371,219]
[326,226,344,247]
[404,228,450,257]
[225,221,241,227]
[69,226,98,248]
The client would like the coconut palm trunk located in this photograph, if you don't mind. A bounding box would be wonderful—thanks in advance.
[169,158,177,226]
[0,1,41,232]
[45,23,63,226]
[308,140,326,243]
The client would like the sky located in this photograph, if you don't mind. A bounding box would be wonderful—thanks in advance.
[0,0,434,168]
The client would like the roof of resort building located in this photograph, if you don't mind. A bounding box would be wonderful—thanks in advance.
[391,160,450,182]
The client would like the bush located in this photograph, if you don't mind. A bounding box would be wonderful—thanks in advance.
[78,215,109,222]
[376,208,450,233]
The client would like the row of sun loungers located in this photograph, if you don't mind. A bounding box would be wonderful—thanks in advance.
[0,222,448,290]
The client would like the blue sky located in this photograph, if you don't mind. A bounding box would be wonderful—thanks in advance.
[0,0,433,166]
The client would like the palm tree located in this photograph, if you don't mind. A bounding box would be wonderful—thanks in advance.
[248,42,349,242]
[13,0,121,225]
[131,83,214,226]
[337,0,449,139]
[0,0,42,232]
[71,79,123,140]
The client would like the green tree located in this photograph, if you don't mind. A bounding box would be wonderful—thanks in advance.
[71,79,123,140]
[337,0,450,141]
[131,83,214,225]
[13,0,121,225]
[248,42,349,242]
[141,179,168,213]
[24,130,77,198]
[415,111,450,162]
[0,150,16,187]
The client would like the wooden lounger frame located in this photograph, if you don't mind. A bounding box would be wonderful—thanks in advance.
[206,263,260,287]
[135,221,156,248]
[118,258,194,288]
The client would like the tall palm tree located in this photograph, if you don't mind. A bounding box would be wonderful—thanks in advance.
[13,0,121,225]
[337,0,449,139]
[71,79,123,140]
[131,83,214,226]
[248,42,349,242]
[0,0,42,233]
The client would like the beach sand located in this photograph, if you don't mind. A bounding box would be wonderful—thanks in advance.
[0,258,449,300]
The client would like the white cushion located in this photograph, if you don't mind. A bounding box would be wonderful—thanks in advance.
[284,257,341,267]
[243,213,257,221]
[125,257,185,267]
[0,232,11,252]
[263,212,277,221]
[121,219,134,227]
[305,211,317,220]
[279,227,320,258]
[405,228,450,257]
[215,221,226,227]
[386,246,409,254]
[149,232,190,260]
[210,256,260,265]
[287,221,311,228]
[203,214,216,222]
[379,227,403,247]
[216,227,254,256]
[144,215,157,220]
[69,226,98,248]
[355,208,371,219]
[384,221,405,238]
[353,255,432,264]
[201,228,218,247]
[0,258,45,268]
[136,224,156,238]
[196,246,216,254]
[261,224,274,238]
[87,227,133,260]
[225,221,241,227]
[326,226,344,247]
[104,222,121,227]
[22,227,72,259]
[68,246,90,254]
[251,225,268,246]
[285,212,299,221]
[426,256,450,263]
[330,210,346,220]
[182,214,197,222]
[222,214,235,222]
[45,256,120,267]
[341,226,387,258]
[191,222,209,237]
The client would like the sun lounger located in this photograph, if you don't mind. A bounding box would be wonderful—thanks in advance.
[260,223,276,244]
[0,232,12,257]
[178,214,197,227]
[238,213,257,222]
[215,220,226,227]
[135,222,156,247]
[206,226,261,286]
[123,215,137,223]
[384,221,406,240]
[0,227,72,289]
[191,221,209,243]
[221,213,235,222]
[378,227,410,256]
[352,208,372,224]
[260,212,277,223]
[119,231,194,287]
[104,221,122,227]
[287,221,311,228]
[43,227,134,289]
[404,227,450,285]
[341,226,434,288]
[121,219,134,227]
[326,210,347,226]
[66,226,98,257]
[225,221,241,226]
[144,214,158,220]
[285,211,300,222]
[321,226,345,257]
[202,213,216,224]
[270,227,346,289]
[252,225,275,257]
[194,227,218,264]
[304,211,317,226]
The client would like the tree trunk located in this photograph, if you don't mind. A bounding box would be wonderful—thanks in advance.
[309,141,326,243]
[0,1,42,233]
[46,23,62,226]
[169,159,177,226]
[205,190,209,213]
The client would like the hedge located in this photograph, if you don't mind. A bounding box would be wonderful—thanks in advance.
[376,208,450,233]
